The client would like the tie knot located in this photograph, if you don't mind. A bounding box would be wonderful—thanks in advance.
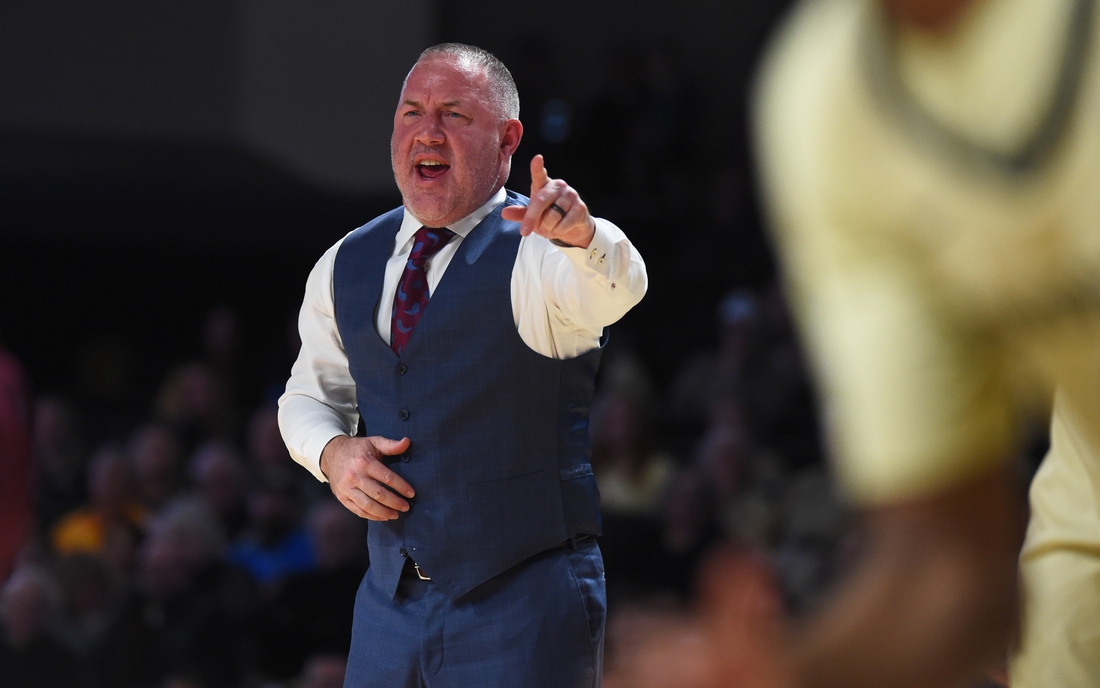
[409,226,456,263]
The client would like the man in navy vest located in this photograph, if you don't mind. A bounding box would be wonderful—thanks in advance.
[278,43,647,688]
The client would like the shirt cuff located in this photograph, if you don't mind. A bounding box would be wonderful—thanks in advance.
[296,424,350,483]
[557,217,618,280]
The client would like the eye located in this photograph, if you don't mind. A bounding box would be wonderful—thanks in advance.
[403,110,422,118]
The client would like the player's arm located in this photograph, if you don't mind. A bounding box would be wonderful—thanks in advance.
[787,466,1023,688]
[616,3,1029,685]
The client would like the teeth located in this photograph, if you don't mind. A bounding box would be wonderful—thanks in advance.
[419,161,445,166]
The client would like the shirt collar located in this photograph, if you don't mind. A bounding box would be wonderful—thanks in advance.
[396,187,508,248]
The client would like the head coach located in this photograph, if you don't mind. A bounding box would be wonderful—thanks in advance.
[277,43,648,688]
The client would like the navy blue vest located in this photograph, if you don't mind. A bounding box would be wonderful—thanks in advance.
[332,191,603,601]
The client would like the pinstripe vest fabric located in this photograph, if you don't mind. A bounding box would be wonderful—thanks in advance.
[333,190,603,601]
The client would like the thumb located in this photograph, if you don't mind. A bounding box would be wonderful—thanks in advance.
[501,204,526,222]
[371,436,411,456]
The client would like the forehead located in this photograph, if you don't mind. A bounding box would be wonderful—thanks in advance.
[401,55,492,105]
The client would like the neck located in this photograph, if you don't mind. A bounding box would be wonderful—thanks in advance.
[883,0,979,33]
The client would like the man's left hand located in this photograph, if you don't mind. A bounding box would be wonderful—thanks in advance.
[501,154,595,249]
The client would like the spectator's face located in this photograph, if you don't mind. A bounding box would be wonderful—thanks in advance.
[391,56,515,228]
[139,533,193,597]
[0,577,51,646]
[89,449,133,510]
[33,398,79,476]
[196,450,245,515]
[132,426,179,506]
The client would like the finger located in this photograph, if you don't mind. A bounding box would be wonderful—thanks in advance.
[363,450,416,500]
[501,204,526,222]
[543,197,588,240]
[522,179,567,236]
[530,154,550,191]
[356,475,409,512]
[347,487,402,521]
[371,435,411,456]
[337,491,396,521]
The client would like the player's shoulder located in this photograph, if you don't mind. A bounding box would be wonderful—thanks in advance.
[754,0,867,131]
[754,0,874,199]
[753,0,877,244]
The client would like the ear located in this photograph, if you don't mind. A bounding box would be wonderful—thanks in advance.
[499,119,523,160]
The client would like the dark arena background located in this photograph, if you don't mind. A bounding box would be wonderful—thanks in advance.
[0,2,900,687]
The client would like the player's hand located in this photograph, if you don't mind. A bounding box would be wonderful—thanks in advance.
[604,547,795,688]
[320,435,415,520]
[500,154,595,249]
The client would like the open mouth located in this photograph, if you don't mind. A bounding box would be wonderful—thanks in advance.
[417,161,450,181]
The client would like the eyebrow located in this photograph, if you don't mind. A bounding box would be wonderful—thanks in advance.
[401,99,465,109]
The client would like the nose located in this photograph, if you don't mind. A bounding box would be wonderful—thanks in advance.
[414,112,445,146]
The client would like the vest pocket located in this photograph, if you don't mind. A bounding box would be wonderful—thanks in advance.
[466,469,546,502]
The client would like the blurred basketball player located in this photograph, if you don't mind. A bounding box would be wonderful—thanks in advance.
[606,0,1100,686]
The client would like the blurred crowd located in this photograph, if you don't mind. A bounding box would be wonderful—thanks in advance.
[1,304,366,688]
[0,280,853,688]
[593,284,850,617]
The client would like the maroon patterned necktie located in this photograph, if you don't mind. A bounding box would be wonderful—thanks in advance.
[390,226,456,356]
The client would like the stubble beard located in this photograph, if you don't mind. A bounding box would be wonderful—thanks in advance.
[392,144,504,228]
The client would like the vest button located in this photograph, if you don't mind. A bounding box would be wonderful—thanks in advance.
[401,453,411,463]
[399,546,408,557]
[399,408,410,421]
[396,363,408,375]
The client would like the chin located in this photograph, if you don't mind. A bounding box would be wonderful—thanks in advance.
[404,199,454,226]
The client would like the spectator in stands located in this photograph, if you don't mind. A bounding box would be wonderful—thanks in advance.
[94,499,253,688]
[227,476,315,587]
[129,423,183,512]
[51,444,146,556]
[0,565,80,688]
[156,362,235,457]
[667,290,759,432]
[592,390,674,518]
[32,397,86,539]
[54,553,122,658]
[656,468,723,597]
[256,500,366,680]
[190,440,250,541]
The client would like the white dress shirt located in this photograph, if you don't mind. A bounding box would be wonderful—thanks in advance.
[278,187,648,482]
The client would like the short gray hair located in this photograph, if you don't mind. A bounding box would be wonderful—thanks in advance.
[417,43,520,121]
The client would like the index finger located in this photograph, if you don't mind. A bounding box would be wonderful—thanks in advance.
[531,154,550,191]
[365,459,416,499]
